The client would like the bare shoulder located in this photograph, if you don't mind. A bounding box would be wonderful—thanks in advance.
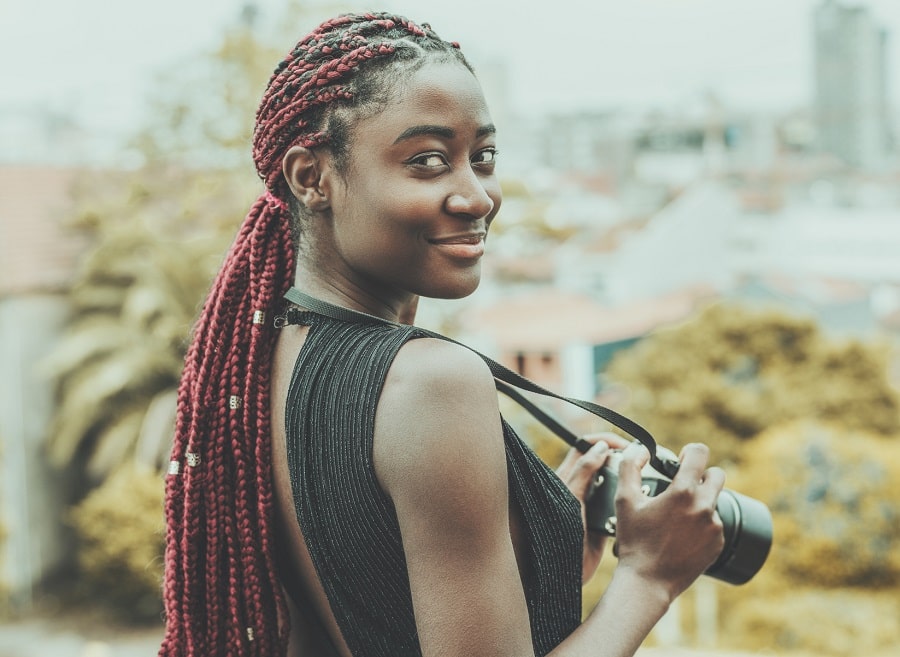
[372,338,535,655]
[373,337,506,515]
[385,336,494,402]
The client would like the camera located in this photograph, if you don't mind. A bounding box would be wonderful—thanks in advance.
[585,446,773,585]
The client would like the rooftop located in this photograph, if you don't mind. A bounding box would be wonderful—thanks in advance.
[0,166,86,296]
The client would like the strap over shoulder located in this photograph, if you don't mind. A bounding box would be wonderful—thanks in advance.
[282,287,679,477]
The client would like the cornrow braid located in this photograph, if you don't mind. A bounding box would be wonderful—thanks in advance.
[159,12,469,657]
[252,12,470,193]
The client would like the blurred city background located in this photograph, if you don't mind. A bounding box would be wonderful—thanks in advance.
[2,0,900,655]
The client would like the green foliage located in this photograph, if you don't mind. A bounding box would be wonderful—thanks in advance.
[40,1,371,621]
[43,172,242,481]
[68,464,166,621]
[132,21,282,168]
[131,0,351,168]
[605,303,900,462]
[731,420,900,588]
[719,587,900,656]
[576,303,900,654]
[42,1,358,619]
[44,16,281,482]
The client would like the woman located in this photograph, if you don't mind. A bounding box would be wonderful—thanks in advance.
[159,12,725,657]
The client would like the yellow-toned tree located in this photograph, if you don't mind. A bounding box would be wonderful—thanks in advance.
[45,5,291,484]
[596,302,900,656]
[43,3,332,617]
[604,303,900,463]
[718,421,900,656]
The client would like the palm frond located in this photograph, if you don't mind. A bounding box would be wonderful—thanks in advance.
[134,389,178,471]
[47,346,180,466]
[86,405,146,480]
[39,318,131,382]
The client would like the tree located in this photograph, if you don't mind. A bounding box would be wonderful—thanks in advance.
[735,420,900,588]
[715,421,900,656]
[604,303,900,463]
[601,302,900,656]
[44,166,265,483]
[43,6,299,484]
[41,4,320,613]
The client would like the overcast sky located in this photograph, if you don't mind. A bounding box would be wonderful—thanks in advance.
[5,0,900,140]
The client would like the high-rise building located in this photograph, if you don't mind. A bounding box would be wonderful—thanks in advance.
[813,0,891,169]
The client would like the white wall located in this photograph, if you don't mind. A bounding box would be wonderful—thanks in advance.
[0,294,73,610]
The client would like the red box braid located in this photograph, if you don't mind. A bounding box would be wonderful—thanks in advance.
[158,12,471,657]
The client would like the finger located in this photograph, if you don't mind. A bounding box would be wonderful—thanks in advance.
[565,441,610,498]
[555,446,582,479]
[673,443,711,485]
[615,441,650,501]
[698,465,726,506]
[582,431,631,451]
[701,465,726,490]
[558,433,605,478]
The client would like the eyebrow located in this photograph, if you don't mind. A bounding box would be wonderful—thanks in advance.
[393,123,496,144]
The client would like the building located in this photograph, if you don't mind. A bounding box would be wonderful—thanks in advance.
[458,286,710,401]
[813,0,892,169]
[0,166,86,610]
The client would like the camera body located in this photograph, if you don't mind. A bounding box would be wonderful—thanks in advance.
[585,446,773,585]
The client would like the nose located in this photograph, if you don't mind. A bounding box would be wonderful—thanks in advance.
[445,168,496,220]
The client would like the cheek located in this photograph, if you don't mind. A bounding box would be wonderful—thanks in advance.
[356,178,435,223]
[376,196,438,241]
[336,183,439,260]
[484,180,503,220]
[342,207,425,265]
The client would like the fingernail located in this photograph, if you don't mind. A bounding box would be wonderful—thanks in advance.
[624,442,648,458]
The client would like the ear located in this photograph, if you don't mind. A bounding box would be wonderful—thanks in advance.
[282,146,331,212]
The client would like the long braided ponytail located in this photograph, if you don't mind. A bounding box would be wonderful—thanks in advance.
[159,13,470,657]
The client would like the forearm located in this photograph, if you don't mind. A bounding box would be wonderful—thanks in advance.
[548,566,672,657]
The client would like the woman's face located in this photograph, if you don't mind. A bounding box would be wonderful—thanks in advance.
[315,60,502,304]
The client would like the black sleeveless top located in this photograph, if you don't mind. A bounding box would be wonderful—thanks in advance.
[284,312,584,657]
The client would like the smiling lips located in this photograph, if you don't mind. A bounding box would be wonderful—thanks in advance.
[428,232,486,259]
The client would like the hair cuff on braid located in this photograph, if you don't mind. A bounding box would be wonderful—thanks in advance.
[265,190,289,211]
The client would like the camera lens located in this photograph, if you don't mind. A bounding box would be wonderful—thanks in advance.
[705,489,773,585]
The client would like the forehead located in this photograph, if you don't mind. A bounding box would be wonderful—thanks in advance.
[352,61,493,145]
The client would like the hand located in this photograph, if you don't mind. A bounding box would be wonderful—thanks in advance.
[555,432,631,583]
[613,442,726,602]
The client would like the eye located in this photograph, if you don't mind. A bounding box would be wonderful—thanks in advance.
[407,152,448,168]
[472,148,499,167]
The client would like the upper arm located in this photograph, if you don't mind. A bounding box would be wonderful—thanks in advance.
[373,338,536,657]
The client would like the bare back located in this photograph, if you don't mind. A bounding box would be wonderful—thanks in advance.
[271,323,352,657]
[268,314,584,657]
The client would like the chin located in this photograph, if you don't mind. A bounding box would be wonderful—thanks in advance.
[421,277,481,301]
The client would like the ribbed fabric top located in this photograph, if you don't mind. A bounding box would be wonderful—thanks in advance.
[284,312,584,657]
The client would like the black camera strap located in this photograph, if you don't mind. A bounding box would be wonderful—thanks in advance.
[283,287,678,477]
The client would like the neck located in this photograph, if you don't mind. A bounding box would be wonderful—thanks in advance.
[291,266,419,325]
